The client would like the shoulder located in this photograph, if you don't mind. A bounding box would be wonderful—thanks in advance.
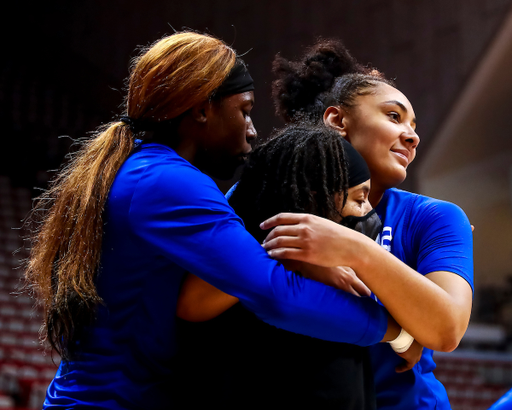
[127,143,224,204]
[406,191,470,228]
[386,188,469,224]
[114,144,240,233]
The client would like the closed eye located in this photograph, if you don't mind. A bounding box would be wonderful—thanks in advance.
[243,106,253,118]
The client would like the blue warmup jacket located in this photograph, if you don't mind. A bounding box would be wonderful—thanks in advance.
[489,388,512,410]
[370,188,474,410]
[43,143,389,409]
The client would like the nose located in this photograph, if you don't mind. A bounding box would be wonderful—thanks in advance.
[362,202,373,216]
[402,128,420,150]
[247,117,257,141]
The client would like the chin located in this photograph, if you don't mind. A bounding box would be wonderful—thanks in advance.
[210,169,237,180]
[380,167,407,189]
[208,161,244,180]
[198,155,246,180]
[392,171,407,187]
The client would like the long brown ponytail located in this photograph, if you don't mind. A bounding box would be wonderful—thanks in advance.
[24,32,237,359]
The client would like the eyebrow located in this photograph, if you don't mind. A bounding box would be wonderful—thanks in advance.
[354,185,370,195]
[383,100,417,126]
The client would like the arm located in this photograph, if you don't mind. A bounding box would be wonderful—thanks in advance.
[177,273,239,322]
[261,205,473,352]
[128,162,390,346]
[295,262,371,297]
[177,263,371,322]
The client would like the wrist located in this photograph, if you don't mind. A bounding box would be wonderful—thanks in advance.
[349,231,378,274]
[388,328,415,353]
[381,315,401,342]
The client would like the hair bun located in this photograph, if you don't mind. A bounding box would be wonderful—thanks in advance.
[272,39,366,121]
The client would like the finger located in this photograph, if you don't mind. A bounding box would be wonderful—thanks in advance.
[262,236,304,252]
[351,278,371,297]
[262,225,301,244]
[471,225,475,232]
[266,248,309,262]
[260,213,309,230]
[344,285,361,297]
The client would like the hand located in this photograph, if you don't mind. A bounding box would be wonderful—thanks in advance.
[261,213,363,268]
[295,262,371,296]
[395,340,423,373]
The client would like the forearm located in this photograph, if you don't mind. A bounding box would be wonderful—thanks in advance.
[177,273,239,322]
[260,211,473,351]
[235,263,389,346]
[349,235,472,351]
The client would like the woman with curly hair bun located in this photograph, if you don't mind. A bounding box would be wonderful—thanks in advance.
[263,39,474,410]
[25,32,404,409]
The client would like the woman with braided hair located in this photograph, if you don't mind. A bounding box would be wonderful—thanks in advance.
[24,32,406,409]
[177,122,384,409]
[261,39,474,410]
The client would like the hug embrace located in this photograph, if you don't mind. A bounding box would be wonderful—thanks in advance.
[25,31,473,409]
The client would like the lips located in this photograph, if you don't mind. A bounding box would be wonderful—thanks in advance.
[391,148,410,165]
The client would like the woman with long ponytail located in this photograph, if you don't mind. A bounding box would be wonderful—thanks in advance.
[25,32,404,409]
[26,32,236,361]
[27,121,134,359]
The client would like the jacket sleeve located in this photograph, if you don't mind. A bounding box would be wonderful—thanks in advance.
[128,161,388,346]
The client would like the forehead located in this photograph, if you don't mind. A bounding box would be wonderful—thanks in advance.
[357,83,415,115]
[348,179,371,194]
[212,91,254,117]
[221,91,254,106]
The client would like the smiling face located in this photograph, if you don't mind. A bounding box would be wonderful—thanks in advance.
[197,91,257,179]
[325,83,419,196]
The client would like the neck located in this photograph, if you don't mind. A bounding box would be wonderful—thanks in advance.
[168,115,200,166]
[173,140,198,165]
[369,185,386,208]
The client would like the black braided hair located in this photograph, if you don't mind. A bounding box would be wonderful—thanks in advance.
[272,38,394,123]
[229,122,349,243]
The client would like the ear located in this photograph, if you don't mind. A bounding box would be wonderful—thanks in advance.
[189,100,213,124]
[323,106,349,139]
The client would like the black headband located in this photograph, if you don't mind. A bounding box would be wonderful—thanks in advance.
[340,138,371,188]
[120,60,254,133]
[213,60,254,98]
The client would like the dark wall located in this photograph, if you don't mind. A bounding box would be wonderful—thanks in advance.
[4,0,512,191]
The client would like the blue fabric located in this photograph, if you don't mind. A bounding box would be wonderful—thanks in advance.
[370,188,474,410]
[225,181,238,199]
[44,143,388,409]
[489,388,512,410]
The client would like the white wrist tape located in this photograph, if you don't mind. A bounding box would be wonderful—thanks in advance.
[388,328,414,353]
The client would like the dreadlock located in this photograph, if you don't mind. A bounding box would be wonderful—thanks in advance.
[229,122,349,243]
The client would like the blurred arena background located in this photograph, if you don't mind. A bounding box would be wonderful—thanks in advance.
[2,1,512,408]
